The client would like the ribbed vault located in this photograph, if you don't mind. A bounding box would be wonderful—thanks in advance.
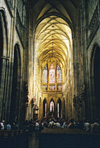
[35,3,72,71]
[28,0,80,120]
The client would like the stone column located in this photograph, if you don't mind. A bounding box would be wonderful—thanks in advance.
[3,59,9,121]
[0,56,8,120]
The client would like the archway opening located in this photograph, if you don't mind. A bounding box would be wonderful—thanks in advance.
[10,44,21,123]
[94,47,100,118]
[43,99,47,117]
[57,98,61,118]
[50,99,54,113]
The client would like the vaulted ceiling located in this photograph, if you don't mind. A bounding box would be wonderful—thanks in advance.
[29,0,80,69]
[35,13,72,68]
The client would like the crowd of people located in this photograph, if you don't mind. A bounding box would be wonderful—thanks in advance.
[24,118,100,133]
[0,120,19,131]
[0,118,100,134]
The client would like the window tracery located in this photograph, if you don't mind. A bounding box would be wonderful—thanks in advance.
[42,63,62,91]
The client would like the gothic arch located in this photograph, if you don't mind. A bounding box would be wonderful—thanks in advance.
[57,98,62,118]
[43,98,47,117]
[90,43,100,119]
[34,12,73,33]
[50,98,55,112]
[10,43,21,123]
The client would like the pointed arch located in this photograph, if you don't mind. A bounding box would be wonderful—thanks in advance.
[10,43,21,123]
[50,98,55,112]
[90,43,100,119]
[57,98,62,118]
[43,98,47,117]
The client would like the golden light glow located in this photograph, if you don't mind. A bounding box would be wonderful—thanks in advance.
[32,2,74,120]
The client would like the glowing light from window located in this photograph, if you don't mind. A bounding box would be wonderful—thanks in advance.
[57,65,62,83]
[49,64,55,84]
[43,65,47,83]
[50,101,54,112]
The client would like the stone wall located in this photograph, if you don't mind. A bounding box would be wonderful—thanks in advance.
[80,0,100,120]
[0,0,28,124]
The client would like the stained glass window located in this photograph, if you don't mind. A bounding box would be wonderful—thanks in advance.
[43,64,62,91]
[57,65,62,83]
[43,65,47,83]
[49,64,55,84]
[50,101,54,112]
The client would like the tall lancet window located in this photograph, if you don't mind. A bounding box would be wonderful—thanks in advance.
[49,64,55,84]
[43,65,47,83]
[57,65,62,83]
[50,101,54,112]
